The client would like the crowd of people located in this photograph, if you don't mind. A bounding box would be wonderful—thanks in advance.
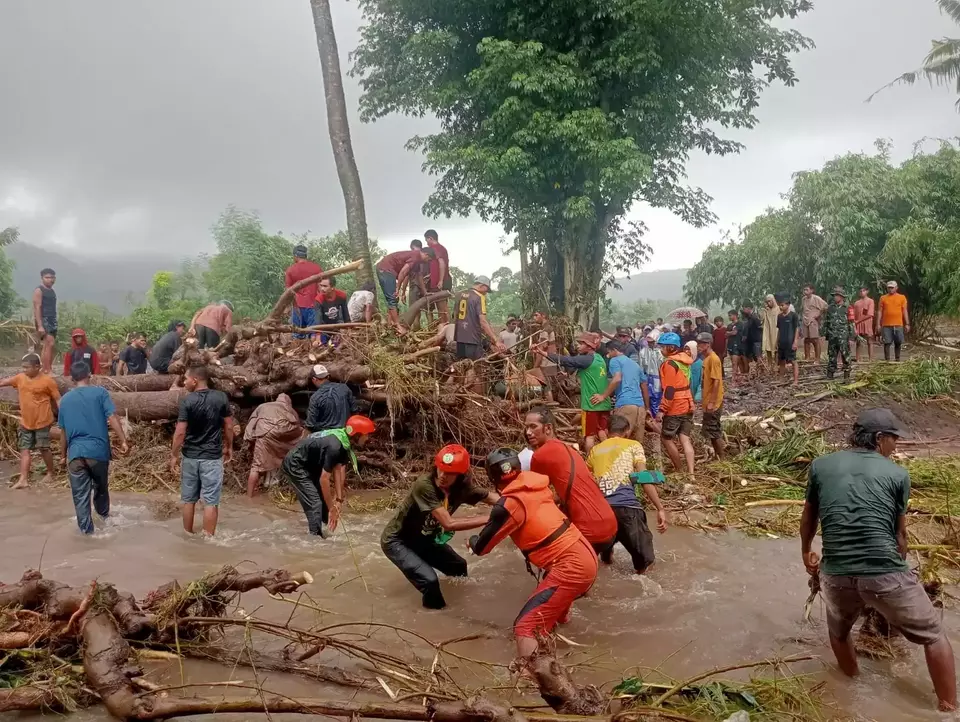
[5,255,952,710]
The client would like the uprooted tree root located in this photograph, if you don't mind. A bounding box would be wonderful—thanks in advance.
[0,565,834,721]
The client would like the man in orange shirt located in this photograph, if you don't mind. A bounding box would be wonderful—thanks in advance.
[656,333,695,476]
[876,281,910,362]
[853,287,876,362]
[0,353,60,489]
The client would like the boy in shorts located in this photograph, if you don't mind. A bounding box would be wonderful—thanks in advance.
[777,299,801,386]
[0,353,60,489]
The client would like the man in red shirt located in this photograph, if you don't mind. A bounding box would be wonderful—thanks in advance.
[376,246,435,332]
[525,406,617,552]
[284,245,323,339]
[425,229,451,323]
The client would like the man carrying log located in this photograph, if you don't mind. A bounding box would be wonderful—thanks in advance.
[381,444,498,609]
[306,364,356,433]
[468,448,598,660]
[376,246,434,332]
[524,406,617,554]
[801,409,956,711]
[190,300,234,349]
[244,393,304,499]
[285,244,322,339]
[57,361,129,534]
[281,415,375,536]
[170,366,234,536]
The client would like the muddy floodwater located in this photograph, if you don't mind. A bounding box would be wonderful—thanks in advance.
[1,485,957,722]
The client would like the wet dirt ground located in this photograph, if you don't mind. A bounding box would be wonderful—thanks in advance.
[1,479,959,722]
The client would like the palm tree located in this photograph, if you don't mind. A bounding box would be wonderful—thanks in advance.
[868,0,960,109]
[308,0,376,289]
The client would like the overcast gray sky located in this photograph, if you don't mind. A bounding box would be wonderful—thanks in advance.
[0,0,957,275]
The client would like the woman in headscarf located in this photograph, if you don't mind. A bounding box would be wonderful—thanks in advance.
[637,329,664,417]
[761,294,780,373]
[244,393,305,498]
[685,340,703,404]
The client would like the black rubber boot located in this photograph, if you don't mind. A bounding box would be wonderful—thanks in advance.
[826,370,835,380]
[843,369,851,382]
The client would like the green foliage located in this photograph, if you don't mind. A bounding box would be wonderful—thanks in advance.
[868,0,960,110]
[0,229,20,318]
[353,0,812,322]
[686,141,960,330]
[149,271,175,310]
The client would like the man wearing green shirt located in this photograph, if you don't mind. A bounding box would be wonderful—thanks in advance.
[801,409,956,712]
[535,331,611,451]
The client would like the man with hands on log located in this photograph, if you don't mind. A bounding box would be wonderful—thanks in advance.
[58,361,129,534]
[281,415,375,537]
[468,448,598,660]
[381,444,499,609]
[170,366,234,536]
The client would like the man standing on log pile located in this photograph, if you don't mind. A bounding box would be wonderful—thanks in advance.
[376,246,434,333]
[400,239,430,329]
[149,320,186,374]
[534,331,610,451]
[524,406,617,554]
[425,229,451,324]
[281,415,375,536]
[32,268,57,374]
[57,361,129,534]
[468,448,598,660]
[190,300,233,349]
[824,287,854,381]
[0,353,60,489]
[170,366,234,536]
[244,393,304,499]
[454,276,505,393]
[63,328,99,376]
[285,244,322,339]
[116,332,149,375]
[801,409,956,712]
[306,364,356,433]
[381,444,499,609]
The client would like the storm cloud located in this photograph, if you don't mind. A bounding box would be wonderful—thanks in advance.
[0,0,957,274]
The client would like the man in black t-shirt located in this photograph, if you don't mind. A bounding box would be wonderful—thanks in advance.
[776,299,801,386]
[150,320,185,374]
[170,366,234,535]
[118,333,149,375]
[281,415,375,537]
[741,305,764,368]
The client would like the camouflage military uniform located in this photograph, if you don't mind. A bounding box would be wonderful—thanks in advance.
[823,301,853,380]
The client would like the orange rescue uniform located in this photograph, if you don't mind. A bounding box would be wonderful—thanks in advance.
[470,471,598,638]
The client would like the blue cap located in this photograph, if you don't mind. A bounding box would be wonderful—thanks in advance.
[658,332,682,348]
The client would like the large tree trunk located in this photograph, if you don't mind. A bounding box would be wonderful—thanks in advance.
[310,0,376,292]
[56,375,178,395]
[111,390,187,422]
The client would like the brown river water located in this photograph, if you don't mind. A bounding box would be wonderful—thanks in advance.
[0,484,957,722]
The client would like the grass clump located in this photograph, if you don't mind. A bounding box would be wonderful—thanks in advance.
[860,357,960,400]
[739,427,828,476]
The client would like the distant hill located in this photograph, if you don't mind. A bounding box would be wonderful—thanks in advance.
[7,243,182,314]
[607,268,688,304]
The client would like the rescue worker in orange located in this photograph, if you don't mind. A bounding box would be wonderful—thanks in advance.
[468,448,599,660]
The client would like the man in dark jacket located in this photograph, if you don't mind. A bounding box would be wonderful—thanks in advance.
[63,328,100,376]
[150,320,186,374]
[305,364,357,432]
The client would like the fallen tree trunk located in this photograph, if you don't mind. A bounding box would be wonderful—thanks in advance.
[56,374,179,395]
[400,290,451,328]
[112,389,188,422]
[267,260,365,323]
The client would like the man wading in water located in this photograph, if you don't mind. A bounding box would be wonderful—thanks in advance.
[381,444,499,609]
[801,409,956,711]
[0,353,60,489]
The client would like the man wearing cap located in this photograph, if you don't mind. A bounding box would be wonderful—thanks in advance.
[454,276,504,363]
[284,245,323,339]
[535,331,611,451]
[801,409,956,711]
[305,364,357,433]
[696,332,725,459]
[876,281,910,362]
[823,286,854,381]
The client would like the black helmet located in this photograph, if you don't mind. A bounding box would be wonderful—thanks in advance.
[485,447,521,486]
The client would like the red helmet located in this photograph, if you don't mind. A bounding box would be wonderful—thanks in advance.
[346,415,376,436]
[435,444,470,474]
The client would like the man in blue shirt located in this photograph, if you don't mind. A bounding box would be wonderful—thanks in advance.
[591,340,650,441]
[58,362,129,534]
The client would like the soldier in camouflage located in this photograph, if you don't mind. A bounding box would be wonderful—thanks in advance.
[824,286,853,381]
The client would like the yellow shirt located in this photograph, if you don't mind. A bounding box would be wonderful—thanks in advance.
[586,437,646,497]
[701,352,724,409]
[11,373,60,430]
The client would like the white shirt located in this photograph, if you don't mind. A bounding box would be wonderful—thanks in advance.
[347,290,374,322]
[518,447,534,471]
[499,329,520,349]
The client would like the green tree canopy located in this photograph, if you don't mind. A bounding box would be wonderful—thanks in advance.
[352,0,812,326]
